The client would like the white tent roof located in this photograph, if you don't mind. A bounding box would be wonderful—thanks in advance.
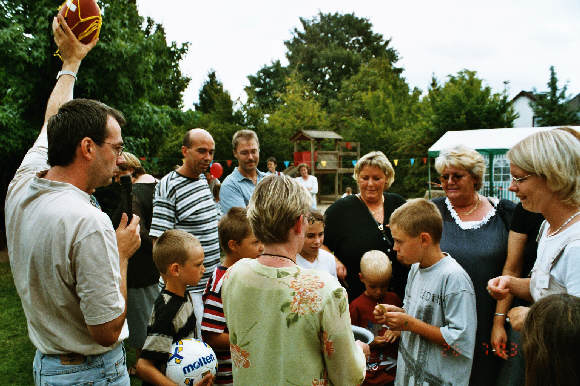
[428,126,579,156]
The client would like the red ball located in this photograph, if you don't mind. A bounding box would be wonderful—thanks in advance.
[58,0,102,44]
[210,162,223,179]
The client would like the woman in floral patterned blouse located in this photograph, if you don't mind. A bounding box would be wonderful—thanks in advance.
[222,174,369,385]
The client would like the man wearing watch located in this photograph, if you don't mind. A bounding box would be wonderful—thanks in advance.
[5,15,140,384]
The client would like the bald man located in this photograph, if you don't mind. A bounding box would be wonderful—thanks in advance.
[149,128,220,335]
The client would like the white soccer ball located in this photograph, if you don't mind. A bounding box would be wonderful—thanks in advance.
[166,338,218,385]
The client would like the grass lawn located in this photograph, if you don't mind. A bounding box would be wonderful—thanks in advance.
[0,261,141,385]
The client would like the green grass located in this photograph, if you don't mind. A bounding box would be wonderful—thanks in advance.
[0,261,141,385]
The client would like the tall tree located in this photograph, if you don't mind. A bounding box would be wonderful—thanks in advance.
[424,70,516,139]
[196,70,238,123]
[245,60,288,113]
[532,66,580,126]
[284,12,399,107]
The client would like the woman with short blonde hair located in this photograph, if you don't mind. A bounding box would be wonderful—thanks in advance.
[222,174,368,384]
[324,151,407,300]
[432,144,515,385]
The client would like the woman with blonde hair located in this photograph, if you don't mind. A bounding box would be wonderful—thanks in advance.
[222,175,368,384]
[432,145,515,385]
[324,151,408,300]
[488,129,580,329]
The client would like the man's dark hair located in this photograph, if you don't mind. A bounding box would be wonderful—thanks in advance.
[267,156,277,165]
[47,99,125,167]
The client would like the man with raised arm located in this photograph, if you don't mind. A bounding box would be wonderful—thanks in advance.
[5,15,140,384]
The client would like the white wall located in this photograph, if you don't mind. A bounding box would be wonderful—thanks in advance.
[512,97,535,127]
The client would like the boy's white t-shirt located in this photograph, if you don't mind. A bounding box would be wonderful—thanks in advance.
[296,249,338,279]
[396,254,477,386]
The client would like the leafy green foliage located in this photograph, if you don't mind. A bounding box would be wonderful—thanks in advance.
[424,70,516,138]
[284,12,399,108]
[532,66,580,126]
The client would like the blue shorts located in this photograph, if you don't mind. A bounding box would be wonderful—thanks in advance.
[33,343,129,385]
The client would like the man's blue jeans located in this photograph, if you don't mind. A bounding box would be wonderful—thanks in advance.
[33,343,129,385]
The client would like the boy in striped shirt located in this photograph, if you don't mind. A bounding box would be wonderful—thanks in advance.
[201,207,264,385]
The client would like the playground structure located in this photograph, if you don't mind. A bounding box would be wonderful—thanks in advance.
[289,130,360,203]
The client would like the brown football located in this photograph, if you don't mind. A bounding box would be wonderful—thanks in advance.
[58,0,102,44]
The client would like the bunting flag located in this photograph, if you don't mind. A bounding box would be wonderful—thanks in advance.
[423,157,427,164]
[410,158,415,166]
[226,160,232,167]
[284,161,290,168]
[394,159,399,166]
[139,156,146,161]
[321,160,327,167]
[352,160,357,166]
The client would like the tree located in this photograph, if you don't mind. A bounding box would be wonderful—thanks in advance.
[196,70,240,123]
[284,12,399,107]
[263,74,330,164]
[532,66,580,126]
[424,70,517,139]
[245,60,288,113]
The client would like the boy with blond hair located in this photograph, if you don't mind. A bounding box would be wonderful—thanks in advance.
[136,230,212,386]
[201,207,264,385]
[374,199,476,386]
[350,250,402,385]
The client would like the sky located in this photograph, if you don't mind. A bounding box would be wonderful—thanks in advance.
[136,0,580,110]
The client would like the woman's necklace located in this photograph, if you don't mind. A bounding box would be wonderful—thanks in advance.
[260,253,296,264]
[454,194,480,216]
[548,210,580,237]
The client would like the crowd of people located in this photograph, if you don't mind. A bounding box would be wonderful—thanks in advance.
[5,14,580,386]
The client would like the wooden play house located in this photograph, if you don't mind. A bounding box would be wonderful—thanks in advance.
[289,130,360,202]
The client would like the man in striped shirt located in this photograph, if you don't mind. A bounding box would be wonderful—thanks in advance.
[150,128,220,336]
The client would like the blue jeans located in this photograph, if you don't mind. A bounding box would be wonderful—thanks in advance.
[33,343,129,385]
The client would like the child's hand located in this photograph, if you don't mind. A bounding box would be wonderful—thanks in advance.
[383,329,400,343]
[373,304,404,324]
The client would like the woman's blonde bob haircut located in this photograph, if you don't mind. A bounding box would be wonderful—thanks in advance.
[354,151,395,190]
[435,145,486,191]
[247,175,311,244]
[508,128,580,207]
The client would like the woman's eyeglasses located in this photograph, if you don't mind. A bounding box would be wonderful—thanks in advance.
[511,174,533,185]
[439,173,466,183]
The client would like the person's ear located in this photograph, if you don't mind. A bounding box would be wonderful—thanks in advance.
[420,232,432,246]
[79,137,93,160]
[181,146,188,158]
[358,272,364,281]
[167,262,180,277]
[227,239,238,254]
[294,214,305,234]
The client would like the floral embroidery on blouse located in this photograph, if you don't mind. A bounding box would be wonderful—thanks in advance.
[321,331,335,357]
[281,273,325,326]
[230,343,251,368]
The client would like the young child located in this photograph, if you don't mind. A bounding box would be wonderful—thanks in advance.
[350,250,402,385]
[201,207,264,385]
[296,211,337,278]
[374,199,476,386]
[136,229,211,386]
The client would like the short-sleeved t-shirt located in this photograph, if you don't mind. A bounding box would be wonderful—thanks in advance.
[150,171,220,293]
[510,202,545,277]
[141,289,198,384]
[296,248,337,278]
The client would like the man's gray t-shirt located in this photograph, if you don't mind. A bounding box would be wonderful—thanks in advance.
[396,255,477,386]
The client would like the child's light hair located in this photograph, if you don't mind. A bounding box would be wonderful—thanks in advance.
[360,250,392,280]
[219,207,252,254]
[389,199,443,243]
[153,229,202,274]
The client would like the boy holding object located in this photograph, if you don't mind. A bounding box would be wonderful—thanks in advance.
[350,250,401,385]
[136,230,212,386]
[374,199,476,386]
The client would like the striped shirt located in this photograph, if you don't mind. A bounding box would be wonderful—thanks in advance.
[202,266,232,385]
[150,171,220,293]
[140,290,198,385]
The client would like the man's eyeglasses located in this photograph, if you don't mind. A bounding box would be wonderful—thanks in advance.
[511,174,533,185]
[439,173,467,183]
[102,141,124,156]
